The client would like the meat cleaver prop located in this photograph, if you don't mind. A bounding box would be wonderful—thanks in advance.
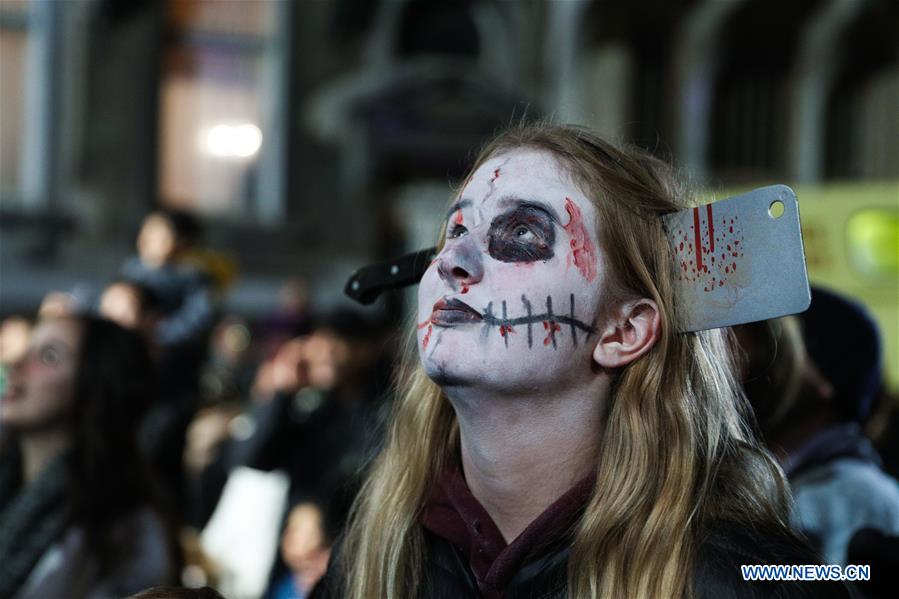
[344,185,810,332]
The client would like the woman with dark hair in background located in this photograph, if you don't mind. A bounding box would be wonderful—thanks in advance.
[0,315,179,598]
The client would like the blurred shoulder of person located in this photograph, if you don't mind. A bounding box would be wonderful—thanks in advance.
[737,288,899,565]
[99,280,163,349]
[126,586,225,599]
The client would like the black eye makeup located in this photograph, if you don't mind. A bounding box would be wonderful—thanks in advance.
[447,223,468,239]
[487,204,556,263]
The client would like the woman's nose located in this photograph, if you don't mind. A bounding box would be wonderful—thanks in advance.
[437,242,484,288]
[4,354,25,381]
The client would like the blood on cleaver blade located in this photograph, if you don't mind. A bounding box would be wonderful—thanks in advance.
[671,203,745,293]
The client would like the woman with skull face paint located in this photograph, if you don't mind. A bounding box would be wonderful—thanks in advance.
[312,124,850,598]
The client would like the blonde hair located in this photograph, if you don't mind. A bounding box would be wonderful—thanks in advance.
[339,123,792,598]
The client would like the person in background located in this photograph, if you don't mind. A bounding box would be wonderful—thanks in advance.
[181,316,257,530]
[736,288,899,566]
[99,279,162,343]
[0,315,179,598]
[123,210,216,387]
[120,209,219,516]
[269,503,332,599]
[199,315,257,408]
[183,308,388,594]
[99,279,194,516]
[262,280,315,356]
[227,309,389,511]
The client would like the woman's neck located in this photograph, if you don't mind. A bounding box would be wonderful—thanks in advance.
[19,429,72,486]
[445,377,608,543]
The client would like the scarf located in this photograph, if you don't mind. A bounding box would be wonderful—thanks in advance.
[0,449,71,599]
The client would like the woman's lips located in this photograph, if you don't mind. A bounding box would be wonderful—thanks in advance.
[430,298,483,326]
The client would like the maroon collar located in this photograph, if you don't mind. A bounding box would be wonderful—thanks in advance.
[420,457,595,597]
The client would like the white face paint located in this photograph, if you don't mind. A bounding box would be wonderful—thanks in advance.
[417,149,607,393]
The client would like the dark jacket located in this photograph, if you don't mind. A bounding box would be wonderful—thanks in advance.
[122,257,215,350]
[311,521,852,598]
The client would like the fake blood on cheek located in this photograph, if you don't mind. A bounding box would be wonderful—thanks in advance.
[562,198,597,282]
[418,320,433,350]
[422,325,433,350]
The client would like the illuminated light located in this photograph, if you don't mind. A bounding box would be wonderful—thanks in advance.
[201,123,263,159]
[846,208,898,278]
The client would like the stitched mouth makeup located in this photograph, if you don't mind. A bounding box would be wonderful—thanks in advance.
[430,298,483,326]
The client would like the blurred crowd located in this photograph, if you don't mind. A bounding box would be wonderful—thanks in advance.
[0,208,897,599]
[0,210,393,599]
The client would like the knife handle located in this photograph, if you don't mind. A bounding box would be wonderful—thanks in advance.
[345,247,438,305]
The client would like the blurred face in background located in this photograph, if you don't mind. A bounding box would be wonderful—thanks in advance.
[1,318,81,433]
[137,213,177,267]
[305,331,351,390]
[281,503,331,592]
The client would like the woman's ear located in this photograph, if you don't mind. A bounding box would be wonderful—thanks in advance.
[592,299,661,369]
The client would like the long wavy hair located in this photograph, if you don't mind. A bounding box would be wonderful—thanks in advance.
[339,123,793,598]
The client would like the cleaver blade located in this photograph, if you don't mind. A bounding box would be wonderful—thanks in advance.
[663,185,811,333]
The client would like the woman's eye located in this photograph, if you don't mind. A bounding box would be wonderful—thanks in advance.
[487,206,556,263]
[448,224,468,239]
[513,225,534,239]
[39,347,60,366]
